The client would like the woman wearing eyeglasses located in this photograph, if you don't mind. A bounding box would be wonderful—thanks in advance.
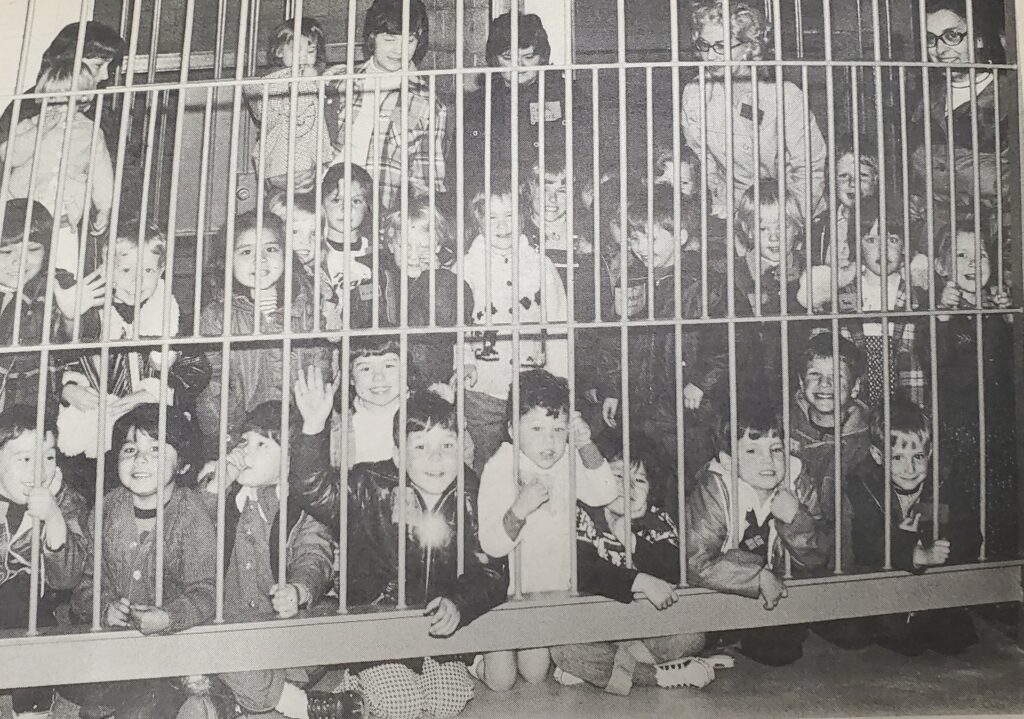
[909,0,1009,231]
[681,0,828,224]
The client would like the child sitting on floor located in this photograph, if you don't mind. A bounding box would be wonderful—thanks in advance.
[475,369,616,691]
[686,398,828,666]
[551,432,729,695]
[291,368,507,719]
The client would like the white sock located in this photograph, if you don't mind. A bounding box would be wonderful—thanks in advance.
[275,683,309,719]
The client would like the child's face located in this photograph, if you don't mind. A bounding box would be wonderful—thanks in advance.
[605,459,650,520]
[233,228,285,290]
[0,430,57,504]
[285,210,318,267]
[403,425,460,497]
[861,228,904,277]
[736,430,787,495]
[496,45,544,86]
[279,35,318,68]
[529,171,568,226]
[801,355,859,417]
[235,430,281,487]
[629,222,683,271]
[947,231,991,294]
[479,193,515,252]
[515,406,568,470]
[117,427,182,503]
[696,22,755,78]
[751,203,795,265]
[351,352,401,406]
[324,182,369,235]
[836,154,878,209]
[372,32,418,72]
[655,160,695,198]
[870,431,931,494]
[388,217,437,280]
[0,238,45,292]
[112,242,163,305]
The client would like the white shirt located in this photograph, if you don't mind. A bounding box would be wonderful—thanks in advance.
[477,441,616,594]
[860,268,902,337]
[350,396,400,465]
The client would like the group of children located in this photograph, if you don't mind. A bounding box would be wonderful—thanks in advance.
[0,0,1017,718]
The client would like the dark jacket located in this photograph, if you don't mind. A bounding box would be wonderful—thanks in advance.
[583,245,753,409]
[0,285,70,412]
[289,429,508,627]
[575,502,680,604]
[847,454,982,573]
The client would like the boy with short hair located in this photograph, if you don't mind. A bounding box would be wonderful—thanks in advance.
[847,395,980,655]
[325,0,446,213]
[790,331,872,554]
[592,183,750,493]
[291,371,507,719]
[686,399,828,666]
[475,369,616,691]
[0,405,88,712]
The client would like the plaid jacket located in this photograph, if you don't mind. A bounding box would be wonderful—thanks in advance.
[814,273,930,409]
[324,61,447,211]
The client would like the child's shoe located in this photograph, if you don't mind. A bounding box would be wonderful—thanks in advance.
[552,667,586,686]
[306,690,366,719]
[655,655,734,689]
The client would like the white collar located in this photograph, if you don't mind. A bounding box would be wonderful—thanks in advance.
[235,484,279,516]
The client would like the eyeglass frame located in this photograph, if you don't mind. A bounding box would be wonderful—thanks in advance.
[694,38,748,55]
[926,28,968,49]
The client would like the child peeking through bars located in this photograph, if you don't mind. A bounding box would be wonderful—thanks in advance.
[290,366,507,719]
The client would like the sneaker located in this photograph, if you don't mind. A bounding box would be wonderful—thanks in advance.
[306,690,367,719]
[467,654,485,681]
[553,667,586,686]
[655,657,716,689]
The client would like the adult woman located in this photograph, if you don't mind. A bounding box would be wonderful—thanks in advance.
[681,0,827,223]
[910,0,1009,228]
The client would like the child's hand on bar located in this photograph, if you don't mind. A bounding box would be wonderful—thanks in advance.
[425,596,460,637]
[758,569,787,611]
[130,604,171,635]
[105,598,131,628]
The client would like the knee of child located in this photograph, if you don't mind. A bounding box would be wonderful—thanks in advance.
[517,648,551,684]
[480,652,517,692]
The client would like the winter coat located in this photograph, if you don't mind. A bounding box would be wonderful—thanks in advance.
[288,429,508,627]
[685,456,829,598]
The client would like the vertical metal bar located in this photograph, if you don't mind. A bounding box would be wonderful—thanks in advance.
[192,87,215,335]
[337,335,350,613]
[669,0,687,586]
[564,0,579,595]
[213,0,252,623]
[510,0,524,601]
[752,70,762,318]
[455,0,467,579]
[591,69,602,323]
[995,69,1005,293]
[614,0,632,570]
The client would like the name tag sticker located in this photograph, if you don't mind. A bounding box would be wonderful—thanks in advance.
[739,103,764,124]
[530,101,563,124]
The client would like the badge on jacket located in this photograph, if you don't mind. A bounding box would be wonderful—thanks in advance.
[530,101,563,125]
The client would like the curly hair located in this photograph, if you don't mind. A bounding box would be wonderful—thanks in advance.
[268,17,328,73]
[691,0,768,61]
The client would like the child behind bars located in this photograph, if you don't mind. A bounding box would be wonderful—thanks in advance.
[52,406,216,719]
[686,398,828,666]
[846,396,980,655]
[292,368,507,719]
[475,369,615,691]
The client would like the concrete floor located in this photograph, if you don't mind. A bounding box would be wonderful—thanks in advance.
[456,616,1024,718]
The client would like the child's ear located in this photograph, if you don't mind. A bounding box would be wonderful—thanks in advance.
[177,462,192,477]
[392,444,402,467]
[850,378,861,400]
[869,445,883,465]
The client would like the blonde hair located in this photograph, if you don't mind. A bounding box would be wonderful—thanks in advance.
[691,0,767,60]
[734,180,804,251]
[35,57,99,96]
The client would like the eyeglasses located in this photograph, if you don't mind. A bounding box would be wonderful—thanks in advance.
[694,38,746,55]
[926,29,968,49]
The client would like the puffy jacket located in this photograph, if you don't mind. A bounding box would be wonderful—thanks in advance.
[685,456,829,598]
[289,429,508,627]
